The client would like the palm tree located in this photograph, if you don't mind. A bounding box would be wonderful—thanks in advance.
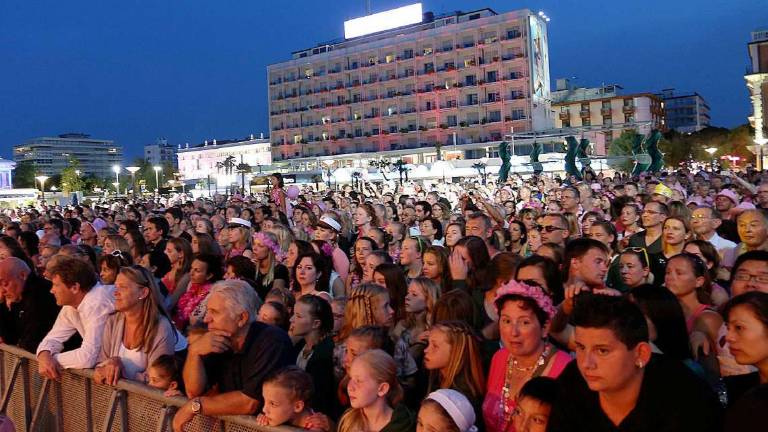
[236,162,251,195]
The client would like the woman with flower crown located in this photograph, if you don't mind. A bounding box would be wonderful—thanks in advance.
[250,231,289,300]
[482,279,572,432]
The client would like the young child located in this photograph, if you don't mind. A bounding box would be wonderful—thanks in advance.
[146,354,183,397]
[256,366,332,431]
[337,349,414,432]
[417,389,478,432]
[511,377,558,432]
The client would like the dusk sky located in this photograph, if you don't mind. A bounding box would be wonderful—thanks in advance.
[1,0,766,162]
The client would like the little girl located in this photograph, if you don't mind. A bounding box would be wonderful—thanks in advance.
[418,389,478,432]
[337,350,415,432]
[256,366,332,431]
[146,355,183,397]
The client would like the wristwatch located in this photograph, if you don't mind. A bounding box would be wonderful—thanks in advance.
[190,398,202,414]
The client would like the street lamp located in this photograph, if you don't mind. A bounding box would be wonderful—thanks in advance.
[112,165,121,194]
[322,160,335,189]
[35,175,49,202]
[126,166,140,199]
[153,166,162,196]
[705,147,717,172]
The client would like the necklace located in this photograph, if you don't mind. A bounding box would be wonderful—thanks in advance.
[511,344,552,371]
[500,344,553,427]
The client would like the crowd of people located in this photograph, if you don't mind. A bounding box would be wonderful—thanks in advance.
[0,168,767,431]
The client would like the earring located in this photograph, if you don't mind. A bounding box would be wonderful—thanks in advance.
[636,361,644,368]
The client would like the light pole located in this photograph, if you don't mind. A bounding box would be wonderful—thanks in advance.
[112,165,121,195]
[322,160,334,189]
[705,147,717,172]
[153,166,161,196]
[35,175,49,202]
[126,166,140,199]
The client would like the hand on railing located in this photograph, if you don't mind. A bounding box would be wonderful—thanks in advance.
[93,357,124,386]
[37,351,62,381]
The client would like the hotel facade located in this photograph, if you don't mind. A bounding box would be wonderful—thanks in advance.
[267,6,553,167]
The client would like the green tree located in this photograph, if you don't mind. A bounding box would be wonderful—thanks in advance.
[12,160,36,188]
[60,159,85,194]
[607,131,636,173]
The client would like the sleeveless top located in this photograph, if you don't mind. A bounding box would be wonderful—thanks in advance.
[686,304,712,335]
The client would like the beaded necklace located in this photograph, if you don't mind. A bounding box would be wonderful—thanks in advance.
[500,344,553,427]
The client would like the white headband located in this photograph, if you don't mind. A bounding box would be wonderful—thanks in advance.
[426,389,478,432]
[318,216,341,232]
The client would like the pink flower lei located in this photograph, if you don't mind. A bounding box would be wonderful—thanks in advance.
[319,241,334,257]
[494,279,556,319]
[253,232,286,262]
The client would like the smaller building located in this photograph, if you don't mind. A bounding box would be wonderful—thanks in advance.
[144,139,178,168]
[551,79,665,155]
[657,89,710,133]
[0,158,14,189]
[177,136,272,186]
[13,133,122,178]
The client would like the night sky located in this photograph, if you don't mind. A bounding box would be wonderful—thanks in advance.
[1,0,765,162]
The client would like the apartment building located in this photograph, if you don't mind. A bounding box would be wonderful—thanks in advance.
[267,6,553,165]
[552,80,665,155]
[746,29,768,169]
[144,138,178,168]
[13,133,123,178]
[658,89,710,133]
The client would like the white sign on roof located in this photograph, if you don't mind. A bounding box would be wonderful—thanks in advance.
[344,3,423,39]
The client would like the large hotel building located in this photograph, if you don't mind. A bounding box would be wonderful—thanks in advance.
[267,6,553,167]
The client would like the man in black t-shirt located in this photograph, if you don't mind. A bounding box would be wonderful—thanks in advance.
[548,294,721,432]
[173,280,293,431]
[0,258,58,352]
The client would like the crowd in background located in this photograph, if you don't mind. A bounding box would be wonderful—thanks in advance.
[1,167,768,431]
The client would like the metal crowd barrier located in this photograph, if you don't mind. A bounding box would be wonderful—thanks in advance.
[0,344,299,432]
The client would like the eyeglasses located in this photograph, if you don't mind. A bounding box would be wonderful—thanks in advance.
[734,273,768,284]
[642,210,663,215]
[536,225,564,233]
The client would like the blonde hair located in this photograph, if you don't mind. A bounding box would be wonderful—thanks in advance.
[267,223,294,260]
[253,231,280,287]
[337,350,403,432]
[339,283,389,341]
[408,277,440,328]
[119,266,173,353]
[428,321,485,401]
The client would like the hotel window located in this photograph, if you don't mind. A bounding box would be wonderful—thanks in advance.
[583,118,591,127]
[423,47,433,56]
[403,49,414,59]
[368,56,376,65]
[385,54,395,63]
[293,135,302,144]
[447,115,457,127]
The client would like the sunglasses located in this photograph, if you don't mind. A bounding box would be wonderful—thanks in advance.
[624,247,649,266]
[536,225,564,233]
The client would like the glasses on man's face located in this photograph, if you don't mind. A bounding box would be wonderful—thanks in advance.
[643,210,663,215]
[734,272,768,284]
[536,225,564,233]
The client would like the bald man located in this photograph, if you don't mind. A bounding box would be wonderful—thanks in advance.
[0,257,58,352]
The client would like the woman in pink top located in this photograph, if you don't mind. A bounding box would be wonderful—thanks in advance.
[482,280,571,432]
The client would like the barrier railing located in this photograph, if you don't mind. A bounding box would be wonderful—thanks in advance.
[0,344,298,432]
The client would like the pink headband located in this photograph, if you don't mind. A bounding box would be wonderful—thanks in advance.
[494,279,556,319]
[252,232,285,262]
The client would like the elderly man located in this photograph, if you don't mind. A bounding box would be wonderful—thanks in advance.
[0,258,58,352]
[722,210,768,272]
[173,280,293,432]
[691,206,737,256]
[36,256,114,379]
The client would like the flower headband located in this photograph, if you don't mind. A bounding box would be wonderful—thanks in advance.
[494,279,556,319]
[252,232,286,262]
